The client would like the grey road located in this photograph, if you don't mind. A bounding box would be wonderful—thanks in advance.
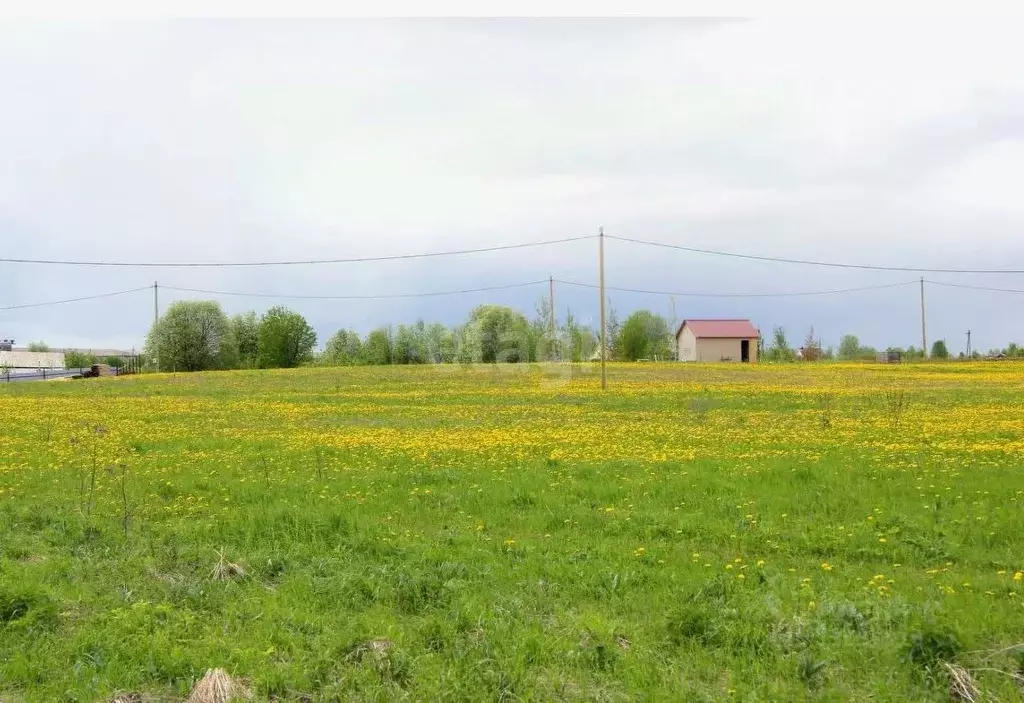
[2,368,85,383]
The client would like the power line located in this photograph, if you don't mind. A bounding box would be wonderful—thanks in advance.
[926,280,1024,294]
[607,235,1024,275]
[555,278,919,298]
[0,236,594,268]
[5,275,1022,316]
[162,280,547,300]
[0,280,546,314]
[0,286,151,312]
[4,232,1019,276]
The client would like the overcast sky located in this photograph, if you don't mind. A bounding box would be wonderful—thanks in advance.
[2,19,1023,353]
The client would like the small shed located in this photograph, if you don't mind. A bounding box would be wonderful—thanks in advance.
[676,319,760,362]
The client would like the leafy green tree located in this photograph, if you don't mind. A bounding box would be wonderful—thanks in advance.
[618,310,672,361]
[393,322,429,364]
[930,339,950,359]
[766,326,795,362]
[561,310,598,363]
[838,335,860,360]
[27,341,50,352]
[454,322,481,365]
[257,306,317,369]
[424,322,456,363]
[606,303,622,361]
[65,350,96,369]
[230,311,260,368]
[146,300,235,372]
[324,329,362,366]
[464,305,535,363]
[362,327,393,365]
[533,295,561,361]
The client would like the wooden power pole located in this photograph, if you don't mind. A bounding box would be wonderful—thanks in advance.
[920,277,927,359]
[549,276,556,339]
[153,281,159,370]
[599,227,607,390]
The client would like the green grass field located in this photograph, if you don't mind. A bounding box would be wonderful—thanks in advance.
[1,363,1023,701]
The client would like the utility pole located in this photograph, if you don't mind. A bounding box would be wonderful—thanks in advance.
[669,295,678,362]
[920,277,927,359]
[153,281,159,371]
[548,275,556,339]
[966,329,971,358]
[548,275,557,362]
[599,227,607,390]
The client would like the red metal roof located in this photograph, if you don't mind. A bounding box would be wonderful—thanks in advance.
[677,319,759,339]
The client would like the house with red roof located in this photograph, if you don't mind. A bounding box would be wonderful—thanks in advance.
[675,319,760,362]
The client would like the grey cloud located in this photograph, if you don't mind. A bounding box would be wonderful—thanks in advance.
[1,20,1024,355]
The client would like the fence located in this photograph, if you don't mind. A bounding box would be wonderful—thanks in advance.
[2,356,141,383]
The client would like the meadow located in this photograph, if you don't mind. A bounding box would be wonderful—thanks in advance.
[1,362,1023,701]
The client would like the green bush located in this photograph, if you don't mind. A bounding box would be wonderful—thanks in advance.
[618,310,672,361]
[0,585,58,631]
[905,627,960,670]
[64,350,96,369]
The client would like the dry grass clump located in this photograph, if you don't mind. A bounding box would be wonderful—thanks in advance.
[186,668,251,703]
[344,637,393,662]
[945,662,980,702]
[106,694,143,703]
[210,549,246,581]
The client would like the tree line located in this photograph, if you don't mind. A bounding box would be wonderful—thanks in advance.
[144,302,316,371]
[21,301,1024,373]
[140,298,684,372]
[762,328,1024,361]
[62,298,1018,373]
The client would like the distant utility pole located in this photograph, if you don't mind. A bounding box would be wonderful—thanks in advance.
[548,275,556,340]
[599,227,607,390]
[966,329,972,358]
[920,277,927,359]
[153,281,159,370]
[669,295,678,361]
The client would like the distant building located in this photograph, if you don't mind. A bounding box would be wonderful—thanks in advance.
[676,319,760,362]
